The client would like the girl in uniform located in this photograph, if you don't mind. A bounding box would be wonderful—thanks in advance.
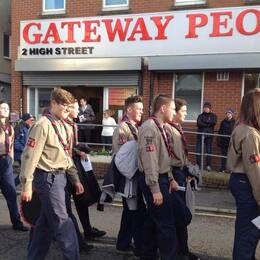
[0,101,28,231]
[227,88,260,260]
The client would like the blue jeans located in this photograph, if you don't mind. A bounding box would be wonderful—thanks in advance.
[28,169,79,260]
[0,155,23,227]
[196,135,213,167]
[229,173,260,260]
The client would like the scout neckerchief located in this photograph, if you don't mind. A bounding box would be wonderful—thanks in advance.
[0,122,11,154]
[45,113,70,153]
[169,122,188,156]
[122,115,138,141]
[65,119,78,146]
[150,116,175,158]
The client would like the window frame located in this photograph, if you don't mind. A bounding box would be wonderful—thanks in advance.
[172,72,204,123]
[174,0,206,6]
[102,0,129,11]
[242,72,260,99]
[42,0,66,15]
[3,33,10,59]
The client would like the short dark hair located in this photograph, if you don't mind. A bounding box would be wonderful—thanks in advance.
[125,95,143,109]
[152,94,174,114]
[239,88,260,130]
[80,97,87,102]
[51,88,75,105]
[174,98,187,112]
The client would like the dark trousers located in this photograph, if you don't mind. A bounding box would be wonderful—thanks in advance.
[196,135,213,167]
[73,191,92,236]
[28,170,79,260]
[229,173,260,260]
[0,155,23,227]
[116,190,146,254]
[220,145,228,171]
[101,136,112,150]
[172,168,189,256]
[65,183,85,247]
[78,128,91,143]
[139,174,177,260]
[14,160,21,186]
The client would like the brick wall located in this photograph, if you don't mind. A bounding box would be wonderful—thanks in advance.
[11,0,249,111]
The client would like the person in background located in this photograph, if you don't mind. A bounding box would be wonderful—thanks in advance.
[218,109,236,173]
[0,101,29,231]
[14,113,35,186]
[227,88,260,260]
[78,97,95,143]
[196,102,217,171]
[101,109,117,151]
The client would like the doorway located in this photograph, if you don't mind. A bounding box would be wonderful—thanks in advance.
[65,86,104,144]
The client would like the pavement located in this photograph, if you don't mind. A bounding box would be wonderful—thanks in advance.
[10,161,259,259]
[0,183,259,260]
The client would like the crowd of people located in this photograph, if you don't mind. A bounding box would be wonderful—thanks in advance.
[0,88,259,259]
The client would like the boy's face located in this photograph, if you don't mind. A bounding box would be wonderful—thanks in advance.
[164,101,176,123]
[69,102,79,119]
[127,102,143,123]
[51,100,73,120]
[203,107,210,113]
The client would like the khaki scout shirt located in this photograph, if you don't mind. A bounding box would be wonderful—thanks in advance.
[138,118,171,193]
[0,124,14,160]
[20,116,79,193]
[227,123,260,208]
[165,123,188,168]
[112,121,137,154]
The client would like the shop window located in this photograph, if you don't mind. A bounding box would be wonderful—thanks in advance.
[108,87,137,122]
[174,0,206,6]
[103,0,129,11]
[43,0,65,14]
[244,73,260,96]
[217,72,229,81]
[28,88,53,118]
[173,73,203,121]
[3,33,10,59]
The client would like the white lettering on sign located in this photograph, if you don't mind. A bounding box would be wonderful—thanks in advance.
[19,6,260,58]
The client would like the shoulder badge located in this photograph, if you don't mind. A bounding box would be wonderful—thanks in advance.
[27,137,36,148]
[145,137,155,152]
[249,154,260,164]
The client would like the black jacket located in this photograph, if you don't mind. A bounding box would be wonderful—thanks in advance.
[218,118,236,147]
[197,112,217,134]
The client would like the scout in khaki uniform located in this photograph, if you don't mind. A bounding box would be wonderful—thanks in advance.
[138,94,177,260]
[113,96,146,257]
[227,88,260,260]
[0,101,28,231]
[20,89,84,260]
[166,98,199,260]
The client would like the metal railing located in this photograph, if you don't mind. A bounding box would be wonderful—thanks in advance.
[78,123,231,172]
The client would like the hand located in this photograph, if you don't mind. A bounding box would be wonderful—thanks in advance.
[169,179,179,193]
[74,182,84,195]
[21,191,32,202]
[79,152,88,160]
[153,192,163,206]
